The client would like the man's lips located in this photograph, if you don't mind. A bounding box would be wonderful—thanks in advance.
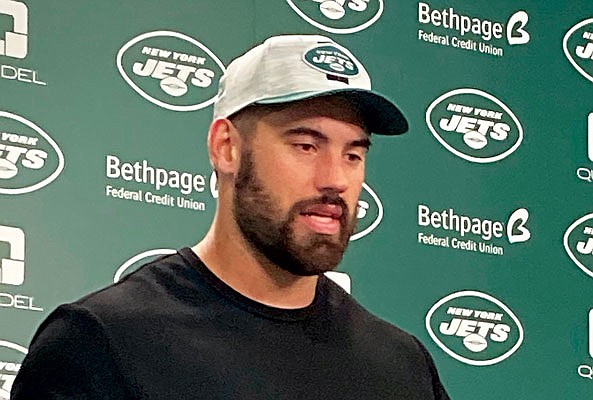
[299,204,344,235]
[302,203,343,219]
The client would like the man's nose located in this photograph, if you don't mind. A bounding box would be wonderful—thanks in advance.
[314,152,348,193]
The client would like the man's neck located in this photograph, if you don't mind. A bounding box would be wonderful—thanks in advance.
[191,221,319,309]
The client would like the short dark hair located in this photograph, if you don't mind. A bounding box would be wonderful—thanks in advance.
[227,103,287,139]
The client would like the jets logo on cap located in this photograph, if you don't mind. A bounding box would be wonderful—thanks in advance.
[303,45,359,78]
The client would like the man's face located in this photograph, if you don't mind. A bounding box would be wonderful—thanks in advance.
[232,96,369,276]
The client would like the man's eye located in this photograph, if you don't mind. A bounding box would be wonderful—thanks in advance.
[346,153,363,162]
[295,143,316,152]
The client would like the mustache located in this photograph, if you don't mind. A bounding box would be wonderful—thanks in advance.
[291,192,349,221]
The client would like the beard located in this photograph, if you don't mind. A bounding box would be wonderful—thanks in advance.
[232,149,357,276]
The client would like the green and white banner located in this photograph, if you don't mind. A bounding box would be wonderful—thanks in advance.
[1,1,593,398]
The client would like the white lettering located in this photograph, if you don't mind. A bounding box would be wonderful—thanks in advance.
[417,204,505,241]
[418,3,504,41]
[105,155,207,195]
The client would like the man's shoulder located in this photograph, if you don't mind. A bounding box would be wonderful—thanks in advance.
[71,249,195,320]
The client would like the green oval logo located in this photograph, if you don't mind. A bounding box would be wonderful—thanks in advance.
[116,31,225,112]
[0,112,64,194]
[426,88,523,163]
[564,213,593,279]
[426,290,524,366]
[351,182,382,241]
[286,0,384,34]
[563,18,593,84]
[303,45,359,77]
[0,340,27,399]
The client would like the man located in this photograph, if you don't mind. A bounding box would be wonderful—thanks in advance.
[12,35,450,399]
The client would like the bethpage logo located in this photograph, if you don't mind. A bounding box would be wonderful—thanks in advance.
[426,290,524,366]
[563,18,593,84]
[115,249,352,293]
[286,0,384,34]
[116,31,225,111]
[576,113,593,183]
[426,88,523,163]
[104,154,213,212]
[0,340,27,399]
[0,0,45,86]
[563,213,593,279]
[0,111,64,194]
[417,2,529,57]
[417,204,530,256]
[0,224,43,312]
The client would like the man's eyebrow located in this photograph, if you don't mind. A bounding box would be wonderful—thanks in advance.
[350,137,372,150]
[283,127,328,141]
[283,127,371,148]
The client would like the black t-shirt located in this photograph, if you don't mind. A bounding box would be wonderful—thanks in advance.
[12,248,450,399]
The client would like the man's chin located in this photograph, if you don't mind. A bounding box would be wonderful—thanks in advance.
[293,222,351,244]
[282,241,347,276]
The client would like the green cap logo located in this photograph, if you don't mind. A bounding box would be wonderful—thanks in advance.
[426,291,524,366]
[426,88,523,163]
[303,45,359,77]
[286,0,383,34]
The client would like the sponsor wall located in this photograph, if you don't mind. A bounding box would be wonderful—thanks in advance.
[1,0,592,398]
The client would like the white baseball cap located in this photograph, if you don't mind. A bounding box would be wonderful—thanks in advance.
[213,34,408,135]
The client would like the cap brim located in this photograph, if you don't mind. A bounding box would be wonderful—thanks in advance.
[256,88,408,135]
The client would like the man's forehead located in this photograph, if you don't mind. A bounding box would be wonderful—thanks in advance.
[257,95,368,133]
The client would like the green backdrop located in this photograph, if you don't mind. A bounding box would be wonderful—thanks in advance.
[1,0,593,398]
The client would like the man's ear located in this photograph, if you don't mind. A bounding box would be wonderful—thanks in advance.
[207,118,241,174]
